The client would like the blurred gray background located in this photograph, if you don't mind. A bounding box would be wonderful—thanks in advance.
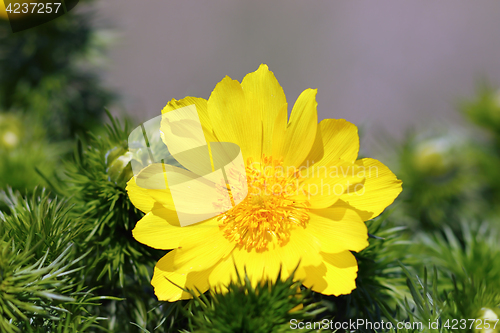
[94,0,500,148]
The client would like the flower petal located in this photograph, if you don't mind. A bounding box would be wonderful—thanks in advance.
[132,208,219,250]
[126,176,156,214]
[208,225,323,289]
[134,163,232,225]
[306,207,368,254]
[340,158,403,220]
[271,225,323,274]
[246,226,322,281]
[231,247,284,284]
[207,250,285,292]
[208,76,262,162]
[171,227,236,273]
[289,160,365,209]
[208,255,239,290]
[160,97,218,175]
[300,251,358,296]
[161,96,218,143]
[304,119,359,166]
[271,103,288,159]
[209,227,323,290]
[152,252,213,301]
[282,89,318,168]
[241,64,288,158]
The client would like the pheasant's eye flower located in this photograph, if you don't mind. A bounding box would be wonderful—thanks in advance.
[126,64,402,301]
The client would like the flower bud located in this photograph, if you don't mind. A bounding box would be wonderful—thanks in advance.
[475,307,500,333]
[0,114,23,150]
[105,147,134,185]
[413,138,455,177]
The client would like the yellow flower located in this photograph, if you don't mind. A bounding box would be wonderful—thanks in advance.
[0,0,8,20]
[126,64,402,301]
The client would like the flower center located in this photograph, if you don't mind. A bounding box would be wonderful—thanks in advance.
[218,156,310,251]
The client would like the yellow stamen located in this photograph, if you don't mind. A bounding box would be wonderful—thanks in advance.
[218,156,310,251]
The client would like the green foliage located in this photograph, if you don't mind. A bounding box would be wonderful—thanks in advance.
[182,269,324,333]
[0,112,68,193]
[392,131,485,231]
[63,114,159,288]
[459,82,500,211]
[410,222,500,327]
[349,216,409,321]
[392,81,500,232]
[61,114,176,332]
[442,276,500,331]
[397,266,446,333]
[416,222,500,289]
[0,0,115,193]
[0,0,114,140]
[460,81,500,138]
[0,189,104,333]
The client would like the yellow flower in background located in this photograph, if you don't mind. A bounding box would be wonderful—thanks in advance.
[0,1,8,20]
[126,64,402,301]
[0,113,23,149]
